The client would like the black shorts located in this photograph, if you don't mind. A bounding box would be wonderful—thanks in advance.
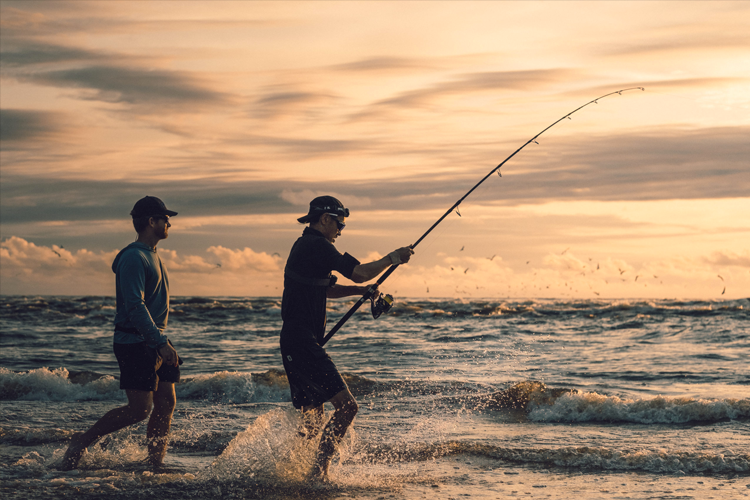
[113,341,181,392]
[281,342,348,409]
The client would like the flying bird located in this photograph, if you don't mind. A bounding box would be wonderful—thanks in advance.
[460,246,465,251]
[717,274,724,281]
[488,255,496,261]
[618,268,626,275]
[561,247,570,255]
[464,268,469,274]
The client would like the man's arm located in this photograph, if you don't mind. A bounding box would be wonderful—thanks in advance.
[118,253,178,366]
[326,284,372,299]
[119,255,168,348]
[350,246,413,283]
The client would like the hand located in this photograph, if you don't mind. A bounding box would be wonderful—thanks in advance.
[395,246,414,264]
[158,342,179,367]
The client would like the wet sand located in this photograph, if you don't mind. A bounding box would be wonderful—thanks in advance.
[3,453,748,500]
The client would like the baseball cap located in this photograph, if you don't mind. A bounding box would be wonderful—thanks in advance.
[297,195,349,223]
[130,196,178,218]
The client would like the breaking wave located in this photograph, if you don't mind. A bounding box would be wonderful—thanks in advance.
[527,392,750,424]
[3,367,748,429]
[0,367,119,401]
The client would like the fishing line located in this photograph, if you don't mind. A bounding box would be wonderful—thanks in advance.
[321,87,645,346]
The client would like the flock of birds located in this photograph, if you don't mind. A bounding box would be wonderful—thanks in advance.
[425,245,730,297]
[45,243,730,297]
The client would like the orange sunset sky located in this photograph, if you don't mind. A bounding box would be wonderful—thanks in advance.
[1,1,748,299]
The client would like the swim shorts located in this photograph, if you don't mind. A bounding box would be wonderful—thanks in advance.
[113,341,181,392]
[281,342,348,409]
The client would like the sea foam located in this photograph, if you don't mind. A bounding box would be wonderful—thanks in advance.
[177,371,290,404]
[0,367,119,401]
[0,367,291,403]
[528,391,750,424]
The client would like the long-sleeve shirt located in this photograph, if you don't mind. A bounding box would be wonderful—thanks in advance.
[112,242,169,348]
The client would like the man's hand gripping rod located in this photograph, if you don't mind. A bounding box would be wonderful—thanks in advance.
[320,87,644,347]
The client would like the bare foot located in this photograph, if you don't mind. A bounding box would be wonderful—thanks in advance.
[59,433,87,471]
[308,463,330,483]
[146,456,169,472]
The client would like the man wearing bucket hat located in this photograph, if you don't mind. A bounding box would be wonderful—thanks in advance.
[280,195,413,480]
[61,196,181,470]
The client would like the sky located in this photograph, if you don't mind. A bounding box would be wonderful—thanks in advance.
[1,1,748,299]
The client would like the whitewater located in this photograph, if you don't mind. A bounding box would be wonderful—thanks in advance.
[1,296,748,499]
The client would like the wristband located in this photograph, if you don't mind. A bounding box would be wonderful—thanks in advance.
[389,251,402,265]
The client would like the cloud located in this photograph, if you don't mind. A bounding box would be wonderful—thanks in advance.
[226,133,379,160]
[3,235,747,299]
[2,122,748,228]
[0,39,110,67]
[279,189,322,206]
[332,56,436,73]
[206,246,281,272]
[370,69,576,110]
[491,126,750,204]
[0,176,291,224]
[279,189,371,208]
[0,236,116,294]
[21,65,230,110]
[386,249,747,300]
[252,89,337,120]
[0,109,66,146]
[0,236,114,274]
[0,37,232,113]
[572,78,748,102]
[600,31,750,58]
[703,250,750,268]
[0,236,282,295]
[0,4,279,39]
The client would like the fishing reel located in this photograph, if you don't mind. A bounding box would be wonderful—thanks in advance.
[370,292,394,319]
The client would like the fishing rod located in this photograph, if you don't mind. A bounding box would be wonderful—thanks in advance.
[321,87,644,346]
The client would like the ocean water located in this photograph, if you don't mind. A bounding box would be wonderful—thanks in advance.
[1,295,748,499]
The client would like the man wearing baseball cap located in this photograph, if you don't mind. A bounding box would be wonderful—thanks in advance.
[281,195,413,480]
[61,196,181,470]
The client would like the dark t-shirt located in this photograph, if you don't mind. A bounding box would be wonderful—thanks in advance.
[280,227,360,348]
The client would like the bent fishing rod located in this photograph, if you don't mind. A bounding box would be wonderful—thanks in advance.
[321,87,644,346]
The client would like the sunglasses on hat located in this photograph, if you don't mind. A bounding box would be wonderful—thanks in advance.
[327,214,346,230]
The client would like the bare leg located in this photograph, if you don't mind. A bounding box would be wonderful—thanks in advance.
[60,390,153,470]
[300,404,325,439]
[312,389,358,479]
[146,381,176,468]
